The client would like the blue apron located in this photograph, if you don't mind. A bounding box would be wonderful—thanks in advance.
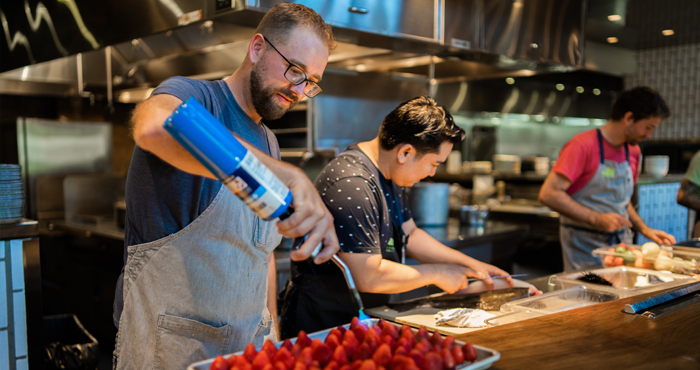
[559,129,635,271]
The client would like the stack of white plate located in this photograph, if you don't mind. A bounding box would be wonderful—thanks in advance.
[644,155,669,178]
[0,164,24,224]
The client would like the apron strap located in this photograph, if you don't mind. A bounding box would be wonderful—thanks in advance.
[624,143,630,162]
[596,129,605,164]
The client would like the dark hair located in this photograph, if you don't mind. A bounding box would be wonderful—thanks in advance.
[256,3,336,51]
[378,96,465,155]
[610,86,670,121]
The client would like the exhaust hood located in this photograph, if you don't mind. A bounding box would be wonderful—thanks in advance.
[0,0,587,102]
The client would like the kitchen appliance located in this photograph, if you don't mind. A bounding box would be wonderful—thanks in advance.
[520,156,550,175]
[409,182,450,226]
[493,154,521,174]
[644,155,669,178]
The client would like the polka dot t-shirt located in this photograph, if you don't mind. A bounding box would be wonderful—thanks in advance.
[315,144,412,256]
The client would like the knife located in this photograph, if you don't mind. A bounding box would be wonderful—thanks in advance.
[466,273,527,282]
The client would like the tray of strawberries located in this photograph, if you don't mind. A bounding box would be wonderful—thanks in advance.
[188,317,500,370]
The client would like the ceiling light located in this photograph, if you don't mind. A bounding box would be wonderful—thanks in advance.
[576,86,584,93]
[556,84,565,91]
[608,15,622,21]
[593,88,601,96]
[662,29,674,36]
[505,77,515,85]
[607,37,619,44]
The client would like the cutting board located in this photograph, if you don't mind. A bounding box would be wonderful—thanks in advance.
[365,306,498,336]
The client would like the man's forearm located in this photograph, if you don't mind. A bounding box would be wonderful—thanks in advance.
[627,203,648,233]
[540,187,599,226]
[677,179,700,210]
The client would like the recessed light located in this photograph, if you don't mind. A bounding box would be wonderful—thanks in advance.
[505,77,515,85]
[556,84,565,91]
[576,86,584,93]
[608,15,622,21]
[607,37,619,44]
[593,88,601,96]
[662,29,674,36]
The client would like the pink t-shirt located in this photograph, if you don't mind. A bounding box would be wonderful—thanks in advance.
[553,129,641,195]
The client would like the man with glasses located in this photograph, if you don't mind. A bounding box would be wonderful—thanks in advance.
[112,4,339,369]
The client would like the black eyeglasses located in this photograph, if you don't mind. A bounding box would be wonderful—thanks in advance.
[263,36,322,98]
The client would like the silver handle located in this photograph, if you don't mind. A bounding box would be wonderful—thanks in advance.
[348,6,368,14]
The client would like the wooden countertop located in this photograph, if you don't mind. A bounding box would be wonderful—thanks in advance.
[452,288,700,369]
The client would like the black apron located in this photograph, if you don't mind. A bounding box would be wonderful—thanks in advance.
[278,148,408,339]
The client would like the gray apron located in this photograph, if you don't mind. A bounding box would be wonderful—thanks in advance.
[113,180,283,369]
[559,129,634,271]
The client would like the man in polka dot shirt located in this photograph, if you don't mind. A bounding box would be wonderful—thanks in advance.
[279,96,520,337]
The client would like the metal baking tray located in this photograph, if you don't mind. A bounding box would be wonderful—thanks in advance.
[187,319,501,370]
[551,266,694,298]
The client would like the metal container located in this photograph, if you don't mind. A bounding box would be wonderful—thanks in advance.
[409,182,449,226]
[460,205,489,226]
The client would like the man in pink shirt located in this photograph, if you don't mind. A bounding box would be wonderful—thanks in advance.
[539,87,676,271]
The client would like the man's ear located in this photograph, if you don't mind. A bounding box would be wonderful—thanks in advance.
[623,111,635,126]
[248,34,265,63]
[397,144,414,164]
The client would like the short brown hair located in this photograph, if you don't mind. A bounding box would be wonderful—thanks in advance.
[256,3,336,51]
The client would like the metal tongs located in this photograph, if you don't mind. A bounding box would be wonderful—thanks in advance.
[293,236,369,320]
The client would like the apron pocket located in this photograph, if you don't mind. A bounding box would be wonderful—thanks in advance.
[153,313,232,370]
[253,308,274,346]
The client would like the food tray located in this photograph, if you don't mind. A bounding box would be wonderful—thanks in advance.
[483,310,544,327]
[187,319,500,370]
[500,284,621,315]
[592,244,699,274]
[551,266,693,298]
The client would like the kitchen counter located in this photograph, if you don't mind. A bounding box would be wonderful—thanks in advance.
[453,284,700,369]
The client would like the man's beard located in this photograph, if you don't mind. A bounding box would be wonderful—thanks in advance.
[250,65,299,121]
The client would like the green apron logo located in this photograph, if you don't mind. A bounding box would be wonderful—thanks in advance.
[602,167,616,178]
[386,237,395,252]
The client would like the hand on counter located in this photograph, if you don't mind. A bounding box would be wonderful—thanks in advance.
[464,260,514,290]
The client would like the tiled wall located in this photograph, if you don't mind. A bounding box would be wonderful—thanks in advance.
[636,182,689,244]
[1,239,29,370]
[625,43,700,140]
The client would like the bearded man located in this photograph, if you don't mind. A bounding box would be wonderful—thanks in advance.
[111,4,339,369]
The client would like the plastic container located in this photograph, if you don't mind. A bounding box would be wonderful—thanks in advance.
[187,319,501,370]
[592,244,700,274]
[551,266,693,298]
[500,284,622,314]
[43,314,99,370]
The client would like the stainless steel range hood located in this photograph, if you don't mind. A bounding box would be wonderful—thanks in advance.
[0,0,587,102]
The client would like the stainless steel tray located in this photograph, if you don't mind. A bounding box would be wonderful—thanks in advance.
[187,319,501,370]
[551,266,693,298]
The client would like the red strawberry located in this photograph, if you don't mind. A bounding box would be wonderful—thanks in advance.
[451,346,464,365]
[357,359,376,370]
[429,331,443,346]
[462,343,478,363]
[273,347,295,370]
[324,361,340,370]
[408,349,423,368]
[311,339,324,351]
[292,343,304,358]
[329,330,343,341]
[381,325,398,341]
[442,337,455,350]
[313,343,333,366]
[382,335,396,352]
[396,338,411,354]
[227,355,238,367]
[353,343,372,362]
[326,334,340,351]
[332,345,349,366]
[432,345,442,354]
[376,319,386,329]
[371,344,392,368]
[298,347,314,366]
[350,317,360,330]
[244,343,259,362]
[293,362,307,370]
[339,366,351,370]
[439,348,455,370]
[343,330,359,345]
[400,329,416,347]
[421,352,442,370]
[337,326,347,335]
[211,355,228,370]
[309,361,321,370]
[261,364,274,370]
[391,355,417,370]
[252,352,272,370]
[353,326,366,343]
[239,363,254,370]
[263,340,278,358]
[394,346,407,358]
[282,339,294,352]
[416,339,432,354]
[275,362,289,370]
[298,331,313,348]
[233,356,251,368]
[350,360,363,370]
[342,341,358,359]
[363,333,379,353]
[400,325,412,336]
[417,327,430,340]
